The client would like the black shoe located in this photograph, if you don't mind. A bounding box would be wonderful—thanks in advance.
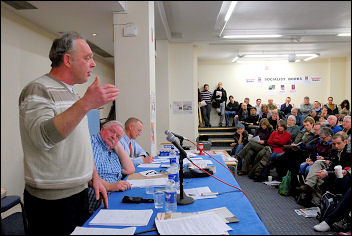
[208,124,212,127]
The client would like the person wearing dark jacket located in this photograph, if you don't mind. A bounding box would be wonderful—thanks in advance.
[212,82,227,127]
[297,132,351,206]
[280,97,293,117]
[245,107,260,134]
[237,118,273,175]
[268,110,279,130]
[225,95,239,127]
[230,124,249,170]
[324,96,339,116]
[233,103,249,127]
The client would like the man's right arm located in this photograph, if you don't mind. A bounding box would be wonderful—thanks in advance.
[114,142,135,175]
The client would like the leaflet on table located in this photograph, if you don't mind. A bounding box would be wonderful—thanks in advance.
[127,178,169,188]
[89,209,153,226]
[137,163,161,168]
[184,159,213,167]
[184,186,217,200]
[155,212,232,235]
[155,206,239,224]
[71,226,136,235]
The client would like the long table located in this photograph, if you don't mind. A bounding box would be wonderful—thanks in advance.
[83,155,269,235]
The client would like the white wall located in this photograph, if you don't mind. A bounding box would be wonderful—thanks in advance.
[198,58,350,126]
[1,7,115,204]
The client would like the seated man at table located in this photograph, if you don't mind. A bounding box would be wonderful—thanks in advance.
[88,120,135,215]
[119,117,154,166]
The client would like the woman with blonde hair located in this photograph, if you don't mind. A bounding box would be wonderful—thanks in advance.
[287,115,300,142]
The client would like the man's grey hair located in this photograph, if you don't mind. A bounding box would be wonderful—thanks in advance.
[318,127,333,138]
[344,115,351,121]
[102,120,124,130]
[333,131,348,141]
[49,32,86,68]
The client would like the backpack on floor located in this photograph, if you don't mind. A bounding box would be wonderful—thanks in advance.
[278,170,291,196]
[316,191,342,222]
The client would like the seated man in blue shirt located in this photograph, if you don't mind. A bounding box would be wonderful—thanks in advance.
[327,115,342,134]
[88,120,135,215]
[119,117,154,166]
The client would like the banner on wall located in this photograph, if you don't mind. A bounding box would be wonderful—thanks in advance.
[290,84,297,94]
[243,75,322,86]
[173,101,193,114]
[279,84,286,95]
[310,76,322,83]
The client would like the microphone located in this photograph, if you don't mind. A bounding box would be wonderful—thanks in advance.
[165,130,192,162]
[165,130,188,141]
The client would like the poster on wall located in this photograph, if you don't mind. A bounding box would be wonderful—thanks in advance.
[183,101,193,114]
[173,101,183,114]
[290,84,297,94]
[303,76,310,86]
[310,76,322,83]
[245,78,256,83]
[279,84,286,95]
[256,77,264,87]
[268,85,276,96]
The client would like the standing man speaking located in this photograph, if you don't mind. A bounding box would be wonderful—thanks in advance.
[18,32,118,234]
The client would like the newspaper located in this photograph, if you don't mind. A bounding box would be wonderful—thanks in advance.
[294,207,320,218]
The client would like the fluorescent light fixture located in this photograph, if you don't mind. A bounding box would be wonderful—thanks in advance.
[337,33,351,37]
[223,34,282,39]
[232,56,239,63]
[224,1,238,22]
[303,54,319,61]
[219,1,238,37]
[243,54,287,58]
[237,60,287,63]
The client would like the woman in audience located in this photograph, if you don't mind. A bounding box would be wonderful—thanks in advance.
[338,99,350,114]
[261,104,270,119]
[319,115,329,126]
[287,115,300,143]
[237,118,273,175]
[268,110,279,130]
[230,124,249,170]
[233,103,249,127]
[320,107,329,119]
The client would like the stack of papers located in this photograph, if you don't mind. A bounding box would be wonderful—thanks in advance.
[71,226,136,235]
[155,212,232,235]
[127,178,168,188]
[263,181,281,186]
[89,209,153,226]
[137,163,161,168]
[294,207,320,218]
[184,187,217,200]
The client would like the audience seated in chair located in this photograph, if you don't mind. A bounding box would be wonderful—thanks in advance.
[245,107,260,134]
[327,115,342,134]
[234,103,249,128]
[285,107,303,129]
[324,96,339,116]
[267,98,277,116]
[268,110,279,130]
[300,96,314,117]
[260,104,270,119]
[287,115,301,143]
[314,100,322,116]
[230,124,249,170]
[255,98,263,117]
[225,95,239,127]
[280,97,293,118]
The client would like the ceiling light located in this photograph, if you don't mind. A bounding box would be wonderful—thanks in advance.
[231,56,239,63]
[219,1,238,37]
[243,54,287,58]
[92,33,97,36]
[224,1,238,22]
[303,54,319,61]
[337,33,351,37]
[237,60,287,63]
[223,34,282,39]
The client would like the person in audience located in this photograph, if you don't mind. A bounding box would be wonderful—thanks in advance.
[314,100,322,116]
[327,115,343,134]
[298,127,333,177]
[239,97,252,112]
[324,96,339,116]
[319,114,328,126]
[286,107,303,128]
[230,124,249,170]
[88,121,134,215]
[320,106,329,119]
[275,117,320,180]
[338,99,350,114]
[287,115,301,143]
[261,104,270,119]
[255,98,263,117]
[212,82,227,127]
[280,97,293,118]
[338,110,349,127]
[245,107,260,135]
[268,110,279,130]
[267,98,277,115]
[234,103,249,127]
[342,115,351,136]
[297,132,351,206]
[225,95,239,127]
[307,109,320,123]
[18,32,114,234]
[263,119,291,181]
[119,117,154,166]
[198,86,202,127]
[313,187,351,232]
[236,118,273,175]
[300,96,314,116]
[200,84,213,127]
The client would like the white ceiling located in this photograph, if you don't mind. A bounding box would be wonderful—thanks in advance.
[2,1,351,63]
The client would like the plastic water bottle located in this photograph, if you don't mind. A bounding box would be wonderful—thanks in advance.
[167,163,180,190]
[169,146,177,165]
[165,179,177,213]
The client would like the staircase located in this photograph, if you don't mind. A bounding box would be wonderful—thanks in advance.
[198,126,236,153]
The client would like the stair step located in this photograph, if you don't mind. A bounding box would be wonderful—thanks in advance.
[209,138,234,143]
[209,146,232,152]
[199,132,234,136]
[198,127,235,132]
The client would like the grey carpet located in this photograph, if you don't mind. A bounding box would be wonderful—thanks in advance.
[235,174,335,235]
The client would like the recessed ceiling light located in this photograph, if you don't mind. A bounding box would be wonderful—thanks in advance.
[337,33,351,37]
[223,34,282,39]
[92,33,97,37]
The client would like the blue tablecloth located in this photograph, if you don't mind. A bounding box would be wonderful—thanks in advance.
[83,155,269,235]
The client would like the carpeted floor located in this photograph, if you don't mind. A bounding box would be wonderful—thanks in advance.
[235,174,335,235]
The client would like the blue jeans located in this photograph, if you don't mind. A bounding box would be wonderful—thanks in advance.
[299,162,312,176]
[263,152,284,177]
[225,111,236,126]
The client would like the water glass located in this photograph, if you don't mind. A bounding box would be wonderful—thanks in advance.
[154,190,165,209]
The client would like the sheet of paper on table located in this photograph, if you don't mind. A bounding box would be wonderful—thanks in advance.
[127,178,168,188]
[184,186,216,200]
[71,226,136,235]
[137,163,161,168]
[155,212,232,235]
[89,209,153,226]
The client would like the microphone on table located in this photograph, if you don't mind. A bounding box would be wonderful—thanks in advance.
[165,130,192,162]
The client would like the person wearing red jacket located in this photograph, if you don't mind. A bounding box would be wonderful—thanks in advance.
[268,119,291,177]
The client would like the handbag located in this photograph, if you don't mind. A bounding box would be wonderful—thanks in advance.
[278,170,291,196]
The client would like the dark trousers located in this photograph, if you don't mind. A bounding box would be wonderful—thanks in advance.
[325,187,351,226]
[24,188,90,235]
[201,103,211,126]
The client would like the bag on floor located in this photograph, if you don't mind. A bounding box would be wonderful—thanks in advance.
[278,170,291,196]
[316,191,342,222]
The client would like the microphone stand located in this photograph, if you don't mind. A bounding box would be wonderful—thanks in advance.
[174,137,194,205]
